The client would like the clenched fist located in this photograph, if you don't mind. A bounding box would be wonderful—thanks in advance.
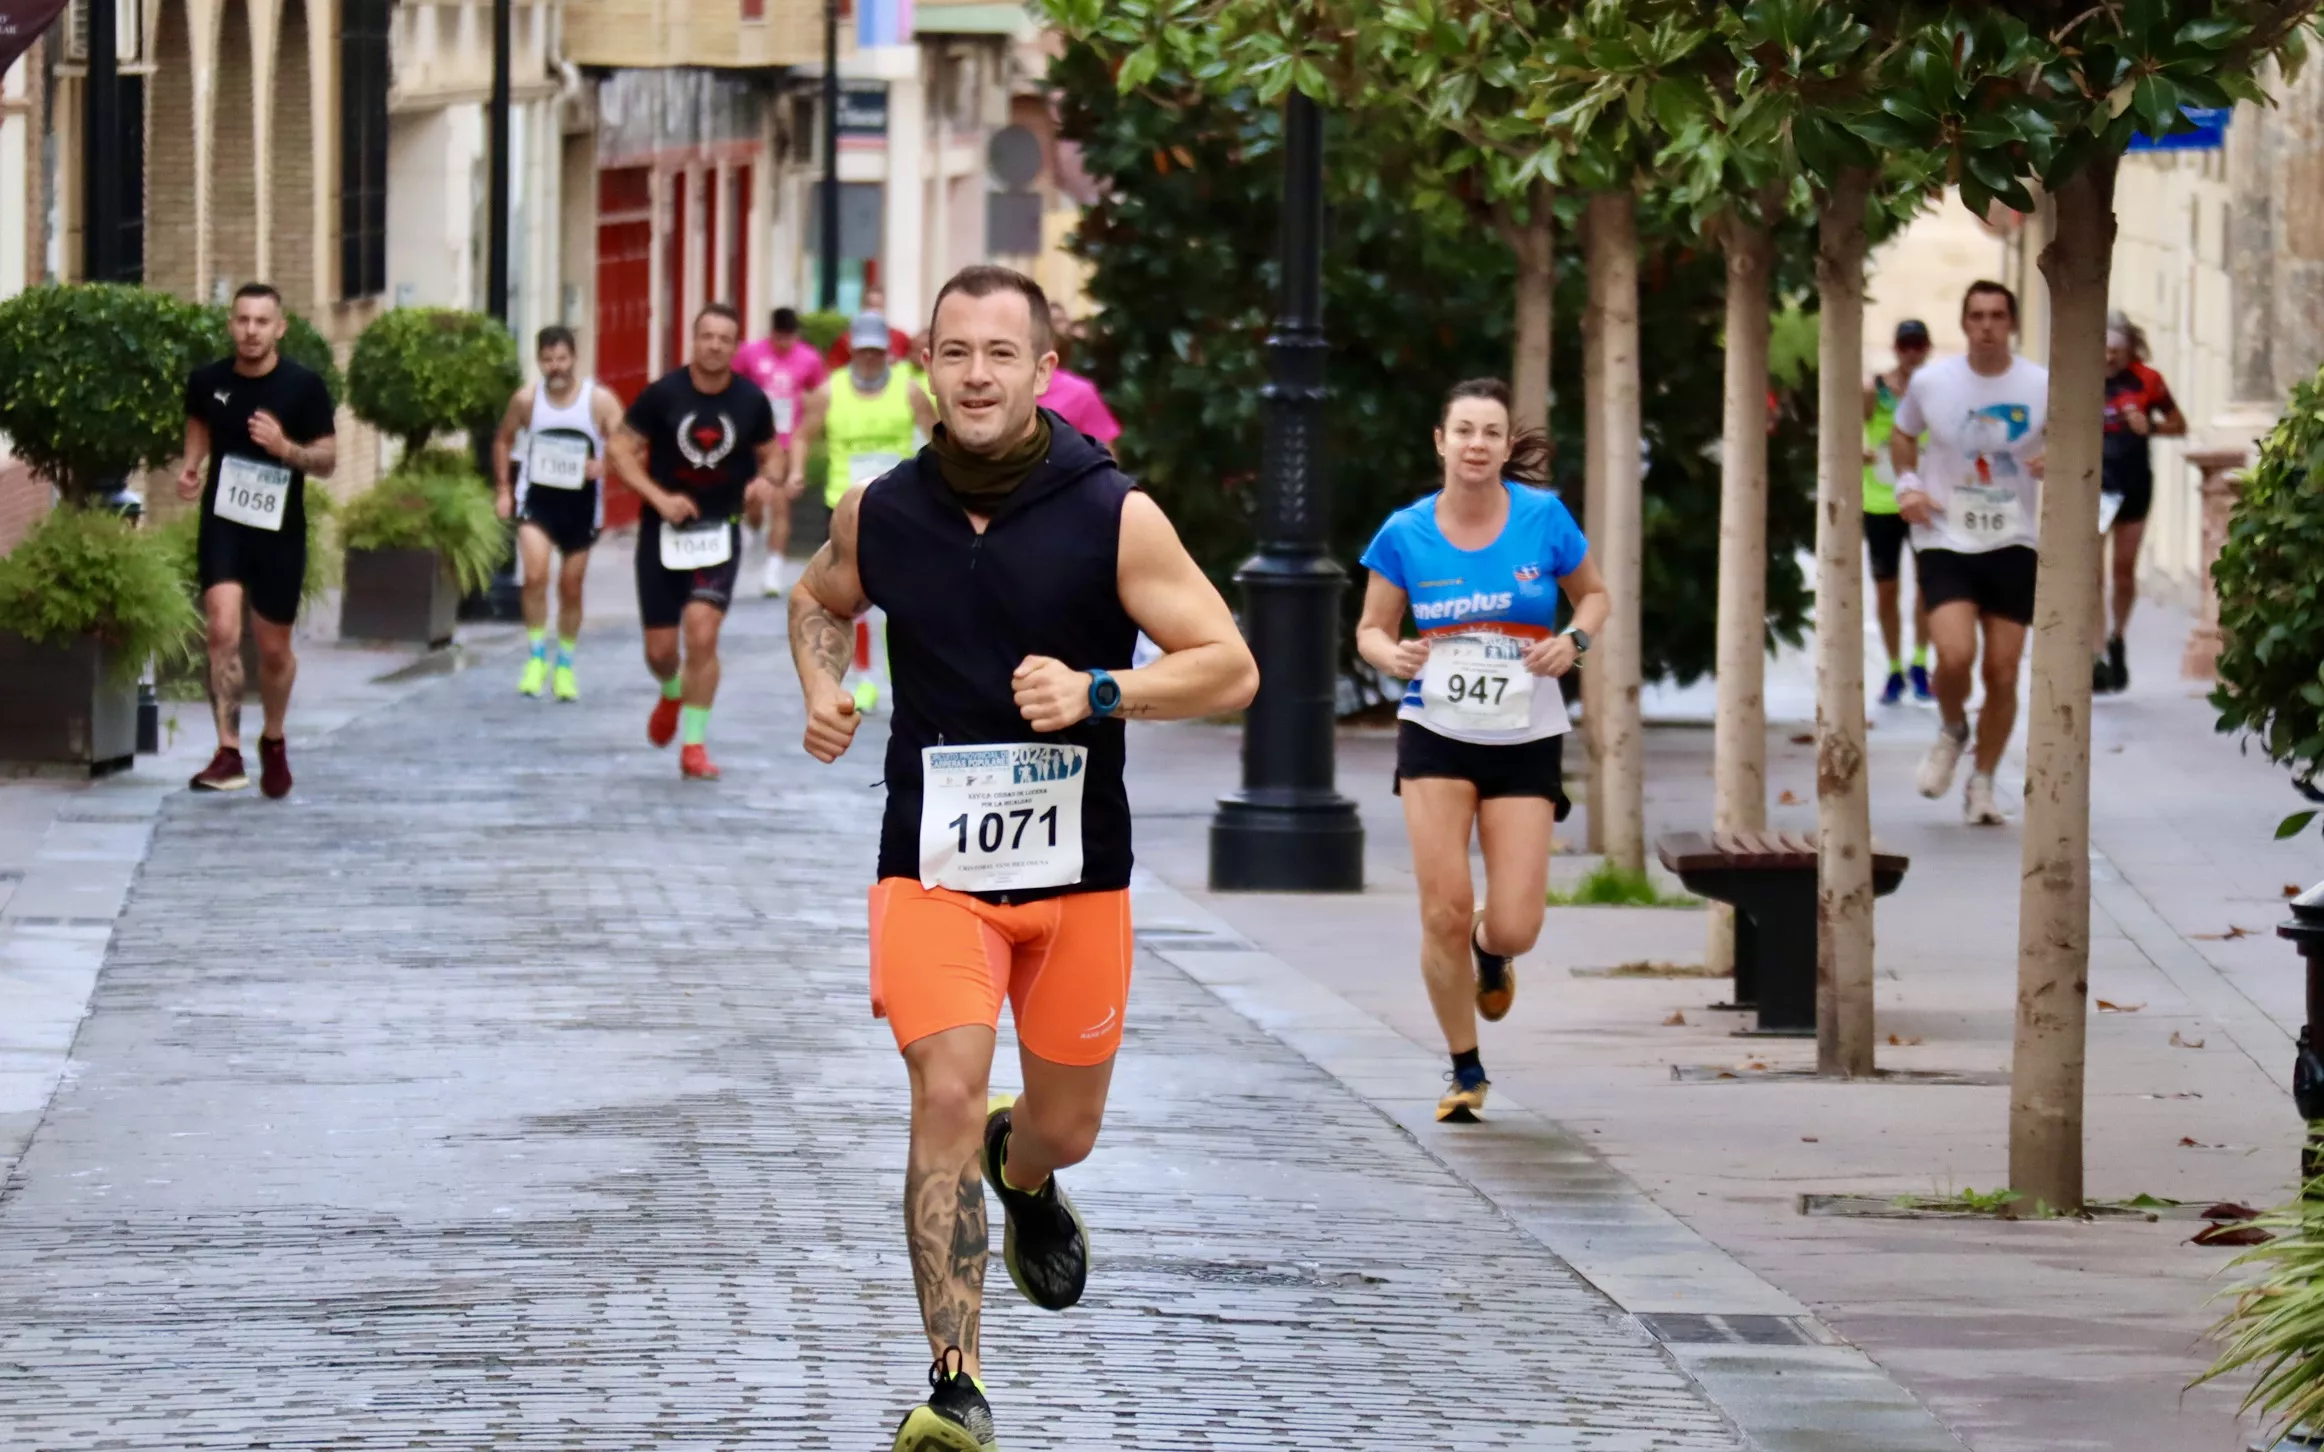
[1013,656,1093,733]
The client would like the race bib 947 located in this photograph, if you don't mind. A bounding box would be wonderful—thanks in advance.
[1420,634,1535,733]
[919,743,1087,893]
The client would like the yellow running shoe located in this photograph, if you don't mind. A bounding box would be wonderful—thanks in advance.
[518,655,549,697]
[552,663,579,701]
[891,1348,996,1451]
[1436,1068,1489,1124]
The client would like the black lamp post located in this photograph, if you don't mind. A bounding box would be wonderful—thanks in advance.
[2278,882,2324,1182]
[467,0,523,623]
[818,0,841,311]
[82,0,121,282]
[1207,92,1364,893]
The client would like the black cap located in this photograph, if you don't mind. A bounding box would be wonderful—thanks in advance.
[1895,319,1932,346]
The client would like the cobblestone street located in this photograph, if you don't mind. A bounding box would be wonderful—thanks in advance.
[0,599,1742,1450]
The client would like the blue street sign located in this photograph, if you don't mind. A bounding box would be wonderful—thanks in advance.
[2128,106,2231,152]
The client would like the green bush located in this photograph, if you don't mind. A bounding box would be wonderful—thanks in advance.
[0,283,213,503]
[0,507,198,676]
[2212,365,2324,810]
[347,308,521,456]
[2197,1180,2324,1438]
[338,448,508,595]
[155,479,339,606]
[798,310,849,354]
[193,304,346,405]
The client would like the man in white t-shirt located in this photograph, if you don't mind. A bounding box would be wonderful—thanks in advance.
[1892,280,2048,826]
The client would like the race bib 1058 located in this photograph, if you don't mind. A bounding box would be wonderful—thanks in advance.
[214,454,292,532]
[918,743,1088,893]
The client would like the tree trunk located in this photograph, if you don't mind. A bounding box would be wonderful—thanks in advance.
[1580,203,1607,856]
[1709,214,1775,976]
[1813,169,1876,1078]
[2008,155,2118,1216]
[1508,183,1554,437]
[1585,189,1645,876]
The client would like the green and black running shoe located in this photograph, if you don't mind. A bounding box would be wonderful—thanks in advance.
[982,1094,1090,1311]
[892,1348,996,1452]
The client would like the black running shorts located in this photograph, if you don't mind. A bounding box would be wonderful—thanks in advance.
[2103,474,2153,528]
[1863,511,1911,583]
[635,520,741,629]
[1393,720,1571,820]
[518,484,602,557]
[1916,545,2037,627]
[197,513,305,626]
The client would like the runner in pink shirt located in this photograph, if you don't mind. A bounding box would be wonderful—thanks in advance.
[1039,302,1123,447]
[733,307,830,595]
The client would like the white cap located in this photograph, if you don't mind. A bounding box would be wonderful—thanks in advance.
[849,313,890,352]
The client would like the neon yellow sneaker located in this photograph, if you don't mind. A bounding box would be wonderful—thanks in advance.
[518,655,549,697]
[552,663,579,701]
[853,679,882,716]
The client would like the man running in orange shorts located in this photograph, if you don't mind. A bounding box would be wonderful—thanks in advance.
[787,265,1257,1452]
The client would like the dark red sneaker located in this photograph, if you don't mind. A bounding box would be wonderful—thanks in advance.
[647,695,681,748]
[258,735,292,799]
[679,744,720,780]
[189,747,249,792]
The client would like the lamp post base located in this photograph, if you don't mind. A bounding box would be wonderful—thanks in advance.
[1209,793,1364,893]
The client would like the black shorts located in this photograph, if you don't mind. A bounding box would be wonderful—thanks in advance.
[635,520,741,630]
[1863,511,1912,582]
[1393,720,1572,820]
[2103,474,2152,527]
[197,513,305,626]
[518,483,602,556]
[1916,545,2037,627]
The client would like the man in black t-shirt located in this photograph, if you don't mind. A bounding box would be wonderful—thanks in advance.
[175,282,338,799]
[608,302,781,780]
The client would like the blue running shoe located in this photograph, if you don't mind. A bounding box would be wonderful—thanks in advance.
[1880,670,1906,706]
[1909,663,1933,705]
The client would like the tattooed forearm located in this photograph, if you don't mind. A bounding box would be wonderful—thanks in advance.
[904,1159,988,1356]
[790,599,853,686]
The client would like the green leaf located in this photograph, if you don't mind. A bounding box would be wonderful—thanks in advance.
[2280,811,2319,841]
[2174,15,2246,51]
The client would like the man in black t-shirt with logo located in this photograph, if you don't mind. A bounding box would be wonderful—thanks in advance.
[608,302,781,781]
[175,281,338,798]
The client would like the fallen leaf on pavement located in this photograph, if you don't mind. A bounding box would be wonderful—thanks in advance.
[1800,1135,1819,1143]
[2202,1202,2262,1221]
[1743,1060,1769,1071]
[1778,790,1801,805]
[2108,745,2125,753]
[1887,1033,1923,1046]
[2179,1136,2210,1148]
[2190,926,2258,940]
[2140,1091,2203,1099]
[1662,1010,1687,1027]
[2289,885,2305,898]
[2096,1000,2144,1012]
[2170,1031,2207,1049]
[1789,732,1815,745]
[2192,1223,2273,1247]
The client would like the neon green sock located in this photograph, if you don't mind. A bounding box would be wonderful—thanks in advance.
[679,705,709,746]
[557,638,577,667]
[659,676,684,701]
[527,629,548,658]
[1911,646,1931,669]
[1887,657,1904,675]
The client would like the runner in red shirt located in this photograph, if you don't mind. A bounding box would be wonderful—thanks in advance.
[822,286,913,372]
[2095,319,2186,694]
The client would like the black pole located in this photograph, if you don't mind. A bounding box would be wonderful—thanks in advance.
[2280,883,2324,1184]
[1207,92,1363,892]
[819,0,841,311]
[82,0,120,283]
[485,0,511,321]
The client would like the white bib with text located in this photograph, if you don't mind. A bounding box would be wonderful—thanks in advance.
[214,454,293,532]
[918,743,1087,893]
[1954,483,2022,549]
[849,451,904,489]
[1420,634,1535,734]
[658,521,733,572]
[773,398,797,435]
[527,434,590,490]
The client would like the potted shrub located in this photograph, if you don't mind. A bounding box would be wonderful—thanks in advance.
[0,283,211,772]
[341,308,518,645]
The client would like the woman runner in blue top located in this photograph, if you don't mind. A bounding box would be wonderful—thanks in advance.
[1356,378,1610,1124]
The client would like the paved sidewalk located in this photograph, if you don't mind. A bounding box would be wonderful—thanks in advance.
[1130,591,2312,1452]
[0,592,1763,1450]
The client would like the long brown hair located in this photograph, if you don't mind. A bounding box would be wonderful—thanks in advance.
[1439,378,1551,486]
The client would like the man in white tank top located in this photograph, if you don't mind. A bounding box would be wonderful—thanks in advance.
[492,326,626,700]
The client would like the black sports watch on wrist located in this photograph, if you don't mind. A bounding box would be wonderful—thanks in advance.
[1564,628,1593,656]
[1087,668,1123,719]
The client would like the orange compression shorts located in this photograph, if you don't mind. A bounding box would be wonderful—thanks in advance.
[867,878,1133,1067]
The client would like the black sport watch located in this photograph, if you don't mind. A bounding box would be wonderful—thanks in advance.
[1087,668,1123,719]
[1564,629,1592,656]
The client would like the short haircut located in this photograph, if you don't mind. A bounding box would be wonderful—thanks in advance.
[930,265,1053,354]
[772,306,801,334]
[536,324,577,355]
[1963,280,2019,325]
[232,281,282,309]
[697,302,742,332]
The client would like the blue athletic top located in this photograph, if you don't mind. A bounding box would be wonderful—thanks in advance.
[1360,482,1590,744]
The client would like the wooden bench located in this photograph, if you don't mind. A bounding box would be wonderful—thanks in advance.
[1656,830,1911,1037]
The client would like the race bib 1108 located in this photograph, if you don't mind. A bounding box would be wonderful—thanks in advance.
[658,520,734,572]
[214,454,292,532]
[918,743,1087,893]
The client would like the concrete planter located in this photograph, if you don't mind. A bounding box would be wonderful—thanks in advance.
[0,631,138,774]
[341,547,457,647]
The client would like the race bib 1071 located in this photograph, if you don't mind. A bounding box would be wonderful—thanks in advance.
[214,454,292,532]
[918,743,1087,893]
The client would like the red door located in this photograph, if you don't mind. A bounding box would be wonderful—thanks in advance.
[595,165,653,530]
[729,165,752,325]
[663,172,688,377]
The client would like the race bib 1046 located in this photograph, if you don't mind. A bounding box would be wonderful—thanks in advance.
[658,520,734,572]
[1955,483,2022,547]
[918,743,1088,893]
[1420,634,1535,733]
[527,433,590,490]
[214,454,292,532]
